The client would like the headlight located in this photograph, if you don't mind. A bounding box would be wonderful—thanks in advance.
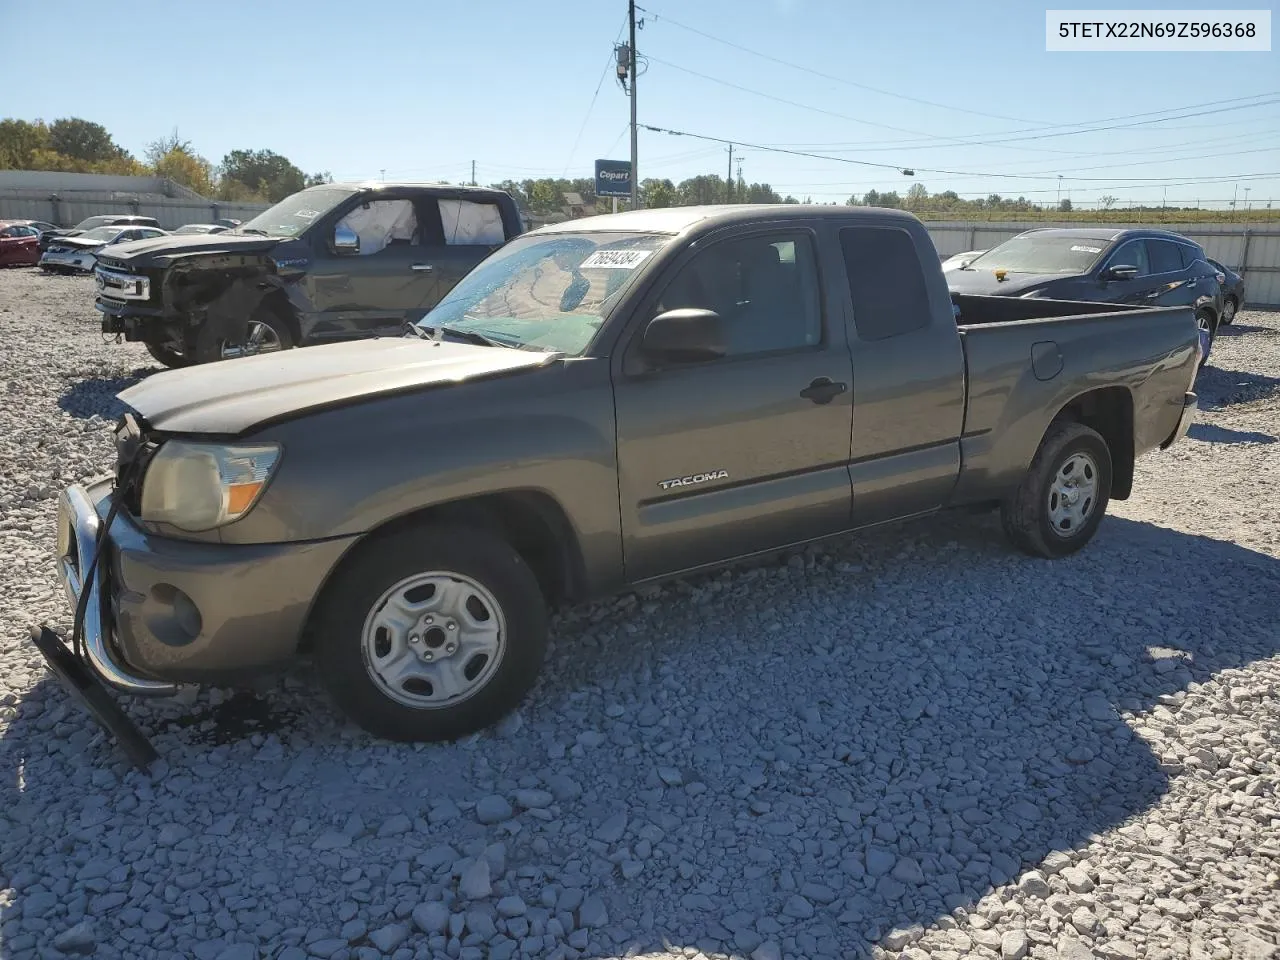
[140,441,281,532]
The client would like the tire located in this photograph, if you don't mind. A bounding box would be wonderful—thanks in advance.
[195,305,295,364]
[1195,309,1217,369]
[1220,297,1237,325]
[1001,421,1112,559]
[312,524,549,742]
[145,341,196,369]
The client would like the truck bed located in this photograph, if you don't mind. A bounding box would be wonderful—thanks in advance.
[950,294,1199,505]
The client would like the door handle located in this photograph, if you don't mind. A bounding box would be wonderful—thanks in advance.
[1186,279,1198,289]
[410,263,434,272]
[799,377,848,404]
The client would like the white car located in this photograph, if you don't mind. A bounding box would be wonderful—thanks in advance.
[941,249,986,272]
[39,225,168,274]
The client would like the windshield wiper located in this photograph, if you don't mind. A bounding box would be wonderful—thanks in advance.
[238,227,270,236]
[412,323,518,349]
[402,319,432,340]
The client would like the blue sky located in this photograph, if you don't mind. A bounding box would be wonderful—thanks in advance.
[4,0,1277,208]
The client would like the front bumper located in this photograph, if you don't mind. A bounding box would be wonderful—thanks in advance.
[1161,391,1198,449]
[54,478,357,689]
[40,249,97,272]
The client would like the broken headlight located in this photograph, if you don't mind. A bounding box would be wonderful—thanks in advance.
[139,441,281,532]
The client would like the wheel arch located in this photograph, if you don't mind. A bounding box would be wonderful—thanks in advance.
[297,489,586,653]
[1047,385,1134,500]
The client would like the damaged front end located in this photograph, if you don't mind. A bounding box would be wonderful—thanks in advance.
[30,413,179,771]
[96,241,300,362]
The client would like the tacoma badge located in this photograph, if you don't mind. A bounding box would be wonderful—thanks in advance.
[659,470,729,491]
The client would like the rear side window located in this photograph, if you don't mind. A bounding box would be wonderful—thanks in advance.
[1178,243,1202,269]
[440,200,506,245]
[1147,240,1183,274]
[840,226,931,341]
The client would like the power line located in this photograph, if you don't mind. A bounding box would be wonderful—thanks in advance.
[644,52,1280,158]
[639,122,1280,184]
[562,13,630,176]
[637,4,1040,125]
[636,4,1280,145]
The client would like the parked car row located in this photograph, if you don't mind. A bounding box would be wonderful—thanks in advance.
[944,227,1246,366]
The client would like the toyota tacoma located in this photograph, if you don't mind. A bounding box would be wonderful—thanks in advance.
[40,205,1200,748]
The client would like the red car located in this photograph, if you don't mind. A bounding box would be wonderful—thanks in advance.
[0,221,42,266]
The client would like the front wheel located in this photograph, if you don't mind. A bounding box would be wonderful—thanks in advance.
[312,525,549,742]
[195,307,295,364]
[145,341,196,368]
[1001,421,1112,559]
[1220,298,1237,326]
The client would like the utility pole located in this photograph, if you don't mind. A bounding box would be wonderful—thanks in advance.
[1244,186,1252,211]
[380,168,385,182]
[628,0,639,209]
[471,160,476,186]
[726,144,734,203]
[1057,175,1062,206]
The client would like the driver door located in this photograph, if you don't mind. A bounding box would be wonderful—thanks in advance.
[1097,238,1157,305]
[304,196,439,340]
[613,227,854,582]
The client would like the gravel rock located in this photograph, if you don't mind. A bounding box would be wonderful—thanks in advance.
[0,275,1276,960]
[475,795,513,824]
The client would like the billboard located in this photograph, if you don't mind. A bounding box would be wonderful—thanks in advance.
[594,159,632,198]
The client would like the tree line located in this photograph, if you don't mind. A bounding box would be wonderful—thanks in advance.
[489,174,801,216]
[0,117,330,204]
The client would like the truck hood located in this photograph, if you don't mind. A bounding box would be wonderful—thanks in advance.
[98,231,282,267]
[945,268,1065,297]
[119,337,557,434]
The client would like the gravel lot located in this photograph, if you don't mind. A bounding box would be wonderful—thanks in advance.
[1,267,1277,960]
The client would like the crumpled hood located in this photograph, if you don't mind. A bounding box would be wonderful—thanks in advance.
[119,337,556,434]
[98,231,282,266]
[47,236,107,251]
[945,268,1064,297]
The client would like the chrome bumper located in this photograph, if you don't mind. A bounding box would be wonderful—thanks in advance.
[56,482,178,696]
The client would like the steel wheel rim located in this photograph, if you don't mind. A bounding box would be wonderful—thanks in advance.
[360,571,507,710]
[220,320,282,360]
[1047,451,1099,538]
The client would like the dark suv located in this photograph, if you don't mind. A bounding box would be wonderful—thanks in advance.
[947,227,1224,365]
[92,182,524,366]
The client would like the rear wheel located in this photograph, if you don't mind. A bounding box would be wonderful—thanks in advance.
[1220,298,1237,325]
[1195,309,1217,369]
[1002,421,1112,559]
[312,525,549,742]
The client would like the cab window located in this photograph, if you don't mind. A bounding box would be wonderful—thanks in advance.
[654,232,822,357]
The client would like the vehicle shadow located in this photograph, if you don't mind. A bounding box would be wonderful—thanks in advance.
[2,512,1278,960]
[1218,322,1277,338]
[1194,363,1280,411]
[1187,422,1276,444]
[56,372,150,420]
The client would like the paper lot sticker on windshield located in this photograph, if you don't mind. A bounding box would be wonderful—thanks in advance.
[580,249,653,269]
[1071,244,1102,253]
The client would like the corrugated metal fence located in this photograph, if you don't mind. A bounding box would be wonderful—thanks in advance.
[0,192,270,230]
[925,220,1280,307]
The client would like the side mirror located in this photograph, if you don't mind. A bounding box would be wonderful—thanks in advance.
[641,308,726,364]
[1103,264,1138,281]
[333,224,360,255]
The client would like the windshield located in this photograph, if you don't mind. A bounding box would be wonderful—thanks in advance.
[80,227,126,241]
[418,231,672,355]
[174,224,214,234]
[966,235,1111,275]
[238,187,354,238]
[73,217,111,230]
